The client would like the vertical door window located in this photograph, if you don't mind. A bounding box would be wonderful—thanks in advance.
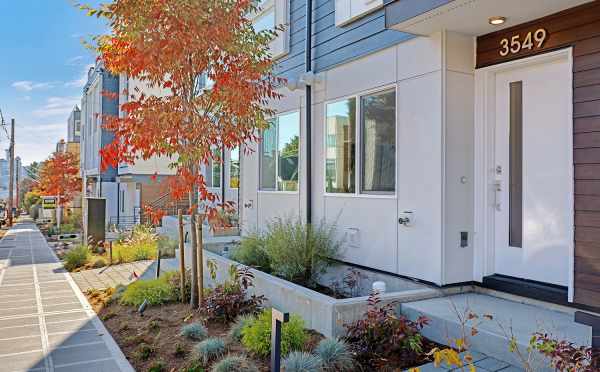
[361,90,396,193]
[260,120,277,190]
[509,81,523,248]
[206,148,222,188]
[325,98,356,193]
[277,112,299,191]
[230,147,240,189]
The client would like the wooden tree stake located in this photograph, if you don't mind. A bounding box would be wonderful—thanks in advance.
[178,209,186,302]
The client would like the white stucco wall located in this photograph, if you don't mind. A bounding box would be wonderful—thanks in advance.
[240,31,477,286]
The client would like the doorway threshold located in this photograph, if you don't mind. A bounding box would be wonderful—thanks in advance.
[482,274,568,306]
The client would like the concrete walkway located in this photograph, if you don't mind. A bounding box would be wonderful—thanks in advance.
[0,221,133,372]
[71,260,153,292]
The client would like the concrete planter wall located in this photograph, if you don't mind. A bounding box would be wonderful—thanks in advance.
[201,250,439,338]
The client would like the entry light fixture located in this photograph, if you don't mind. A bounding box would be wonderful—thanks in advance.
[489,16,506,25]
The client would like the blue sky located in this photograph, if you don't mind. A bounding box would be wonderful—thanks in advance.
[0,1,106,165]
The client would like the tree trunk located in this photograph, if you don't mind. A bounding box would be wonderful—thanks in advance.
[196,214,204,305]
[177,209,186,302]
[189,187,199,308]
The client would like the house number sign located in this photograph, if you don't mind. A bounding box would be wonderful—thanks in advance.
[499,28,548,56]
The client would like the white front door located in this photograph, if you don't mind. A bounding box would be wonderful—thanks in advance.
[493,53,573,286]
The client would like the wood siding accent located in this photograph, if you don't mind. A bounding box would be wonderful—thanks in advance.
[476,1,600,310]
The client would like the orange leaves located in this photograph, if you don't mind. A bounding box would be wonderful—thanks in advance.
[36,151,81,206]
[87,0,281,217]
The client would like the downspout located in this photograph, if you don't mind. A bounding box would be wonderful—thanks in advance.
[305,0,313,224]
[221,145,226,212]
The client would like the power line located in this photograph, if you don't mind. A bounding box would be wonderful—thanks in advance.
[0,108,11,142]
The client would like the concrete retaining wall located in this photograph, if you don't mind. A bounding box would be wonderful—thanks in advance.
[201,250,439,337]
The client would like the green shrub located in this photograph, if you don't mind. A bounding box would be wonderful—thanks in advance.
[203,266,264,323]
[227,314,255,342]
[264,217,341,286]
[282,351,323,372]
[120,275,175,306]
[64,245,90,271]
[181,323,208,341]
[111,240,156,263]
[91,257,107,269]
[108,224,159,263]
[59,223,78,234]
[211,355,259,372]
[173,342,186,357]
[195,337,226,364]
[135,343,155,360]
[241,309,307,357]
[65,209,82,229]
[148,360,166,372]
[315,338,354,371]
[231,233,270,272]
[344,292,428,368]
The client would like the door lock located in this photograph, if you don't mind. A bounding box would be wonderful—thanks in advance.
[398,211,414,227]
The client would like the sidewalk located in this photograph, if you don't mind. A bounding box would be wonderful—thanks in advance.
[0,220,133,372]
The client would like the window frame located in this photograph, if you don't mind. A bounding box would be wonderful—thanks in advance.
[206,147,222,189]
[258,110,301,194]
[229,147,240,190]
[251,0,289,60]
[323,85,397,199]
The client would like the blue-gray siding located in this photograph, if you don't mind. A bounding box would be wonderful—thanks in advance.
[275,0,419,80]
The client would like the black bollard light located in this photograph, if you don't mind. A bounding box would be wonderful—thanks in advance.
[271,308,290,372]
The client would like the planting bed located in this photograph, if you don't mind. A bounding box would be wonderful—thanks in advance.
[85,289,326,372]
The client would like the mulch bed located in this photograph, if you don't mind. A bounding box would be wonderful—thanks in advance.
[86,287,442,372]
[86,289,324,372]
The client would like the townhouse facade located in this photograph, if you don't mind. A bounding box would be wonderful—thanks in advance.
[81,61,120,225]
[238,0,600,319]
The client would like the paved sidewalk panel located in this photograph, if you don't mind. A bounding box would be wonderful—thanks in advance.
[0,222,133,372]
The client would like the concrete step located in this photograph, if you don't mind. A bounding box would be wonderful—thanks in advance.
[401,293,592,371]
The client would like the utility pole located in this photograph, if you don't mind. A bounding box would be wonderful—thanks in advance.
[7,119,14,226]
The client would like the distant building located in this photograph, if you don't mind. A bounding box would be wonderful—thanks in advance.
[56,138,80,157]
[0,154,25,200]
[67,105,81,143]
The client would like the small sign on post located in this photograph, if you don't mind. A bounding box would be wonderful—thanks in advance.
[42,196,57,210]
[271,308,290,372]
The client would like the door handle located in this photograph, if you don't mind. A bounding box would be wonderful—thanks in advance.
[494,180,502,211]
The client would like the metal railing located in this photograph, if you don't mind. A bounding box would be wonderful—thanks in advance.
[109,215,141,230]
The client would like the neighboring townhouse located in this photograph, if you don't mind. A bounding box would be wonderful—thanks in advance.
[115,75,178,228]
[80,61,119,225]
[238,0,600,322]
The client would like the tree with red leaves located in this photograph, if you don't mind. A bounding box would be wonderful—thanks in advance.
[84,0,283,307]
[37,151,81,207]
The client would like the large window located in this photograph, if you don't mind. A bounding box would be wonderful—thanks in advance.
[325,89,396,195]
[325,98,356,193]
[260,111,299,191]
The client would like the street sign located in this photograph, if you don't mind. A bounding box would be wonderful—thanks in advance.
[42,196,57,210]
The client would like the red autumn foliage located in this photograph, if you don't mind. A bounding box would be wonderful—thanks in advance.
[85,0,283,219]
[36,151,81,206]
